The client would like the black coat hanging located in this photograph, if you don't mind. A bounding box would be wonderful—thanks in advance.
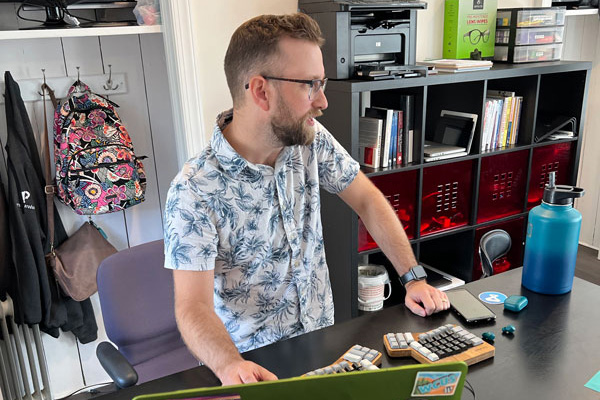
[4,70,56,327]
[0,160,13,302]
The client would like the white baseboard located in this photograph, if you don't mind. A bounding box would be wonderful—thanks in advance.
[578,241,600,260]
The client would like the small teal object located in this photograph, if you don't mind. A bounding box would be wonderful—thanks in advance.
[482,331,495,341]
[502,325,516,334]
[504,295,528,312]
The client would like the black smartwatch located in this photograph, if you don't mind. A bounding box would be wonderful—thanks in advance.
[399,265,428,287]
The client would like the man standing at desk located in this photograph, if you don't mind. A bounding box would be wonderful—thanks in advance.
[163,13,449,386]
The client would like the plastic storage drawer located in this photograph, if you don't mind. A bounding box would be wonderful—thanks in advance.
[497,7,566,28]
[494,43,563,63]
[496,26,564,45]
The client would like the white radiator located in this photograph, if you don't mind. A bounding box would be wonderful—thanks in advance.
[0,296,52,400]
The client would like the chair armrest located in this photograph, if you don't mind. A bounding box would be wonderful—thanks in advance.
[96,341,138,389]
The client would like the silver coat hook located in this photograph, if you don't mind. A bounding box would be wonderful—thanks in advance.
[103,64,119,91]
[73,66,85,94]
[38,68,47,96]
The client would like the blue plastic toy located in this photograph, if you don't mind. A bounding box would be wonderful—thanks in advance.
[502,325,516,334]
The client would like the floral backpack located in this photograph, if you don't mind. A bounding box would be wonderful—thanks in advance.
[54,81,146,215]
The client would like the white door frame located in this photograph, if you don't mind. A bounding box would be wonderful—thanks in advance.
[159,0,206,166]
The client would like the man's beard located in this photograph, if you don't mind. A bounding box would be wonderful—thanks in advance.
[270,97,322,146]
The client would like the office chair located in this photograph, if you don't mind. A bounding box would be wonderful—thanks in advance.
[96,240,198,389]
[479,229,511,279]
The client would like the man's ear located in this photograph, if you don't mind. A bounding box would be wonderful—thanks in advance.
[246,76,271,112]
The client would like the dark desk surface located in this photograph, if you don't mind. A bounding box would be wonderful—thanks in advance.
[98,268,600,400]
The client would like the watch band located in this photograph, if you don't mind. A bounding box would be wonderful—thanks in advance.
[399,265,428,287]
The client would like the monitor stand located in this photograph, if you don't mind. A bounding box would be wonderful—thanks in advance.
[19,6,68,29]
[19,3,136,30]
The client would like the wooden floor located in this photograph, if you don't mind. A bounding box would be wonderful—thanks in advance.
[575,245,600,286]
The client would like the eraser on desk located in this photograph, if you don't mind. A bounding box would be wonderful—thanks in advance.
[504,295,528,312]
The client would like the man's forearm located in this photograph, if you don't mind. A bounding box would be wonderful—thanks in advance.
[340,172,449,317]
[176,300,243,377]
[357,191,417,276]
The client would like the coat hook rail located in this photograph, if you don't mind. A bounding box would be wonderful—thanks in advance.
[0,73,128,104]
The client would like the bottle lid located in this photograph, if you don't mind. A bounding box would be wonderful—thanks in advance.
[542,172,585,205]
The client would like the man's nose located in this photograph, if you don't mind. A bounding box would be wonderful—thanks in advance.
[312,88,328,110]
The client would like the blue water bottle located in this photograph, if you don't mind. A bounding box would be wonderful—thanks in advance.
[522,172,585,295]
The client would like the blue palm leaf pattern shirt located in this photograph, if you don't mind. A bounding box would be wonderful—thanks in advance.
[164,109,359,353]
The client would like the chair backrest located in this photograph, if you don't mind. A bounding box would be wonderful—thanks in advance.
[479,229,511,279]
[97,239,197,382]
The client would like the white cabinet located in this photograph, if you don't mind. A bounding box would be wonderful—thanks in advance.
[0,16,179,399]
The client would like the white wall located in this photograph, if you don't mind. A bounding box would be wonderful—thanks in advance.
[188,0,298,145]
[562,15,600,252]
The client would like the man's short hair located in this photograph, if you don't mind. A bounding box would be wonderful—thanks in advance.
[224,13,324,107]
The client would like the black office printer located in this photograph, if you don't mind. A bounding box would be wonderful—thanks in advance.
[299,0,427,79]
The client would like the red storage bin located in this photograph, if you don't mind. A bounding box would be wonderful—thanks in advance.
[527,142,573,209]
[421,160,473,237]
[358,170,418,252]
[472,217,525,280]
[477,150,528,223]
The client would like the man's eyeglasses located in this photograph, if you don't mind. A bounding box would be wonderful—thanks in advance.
[463,28,490,45]
[244,76,328,101]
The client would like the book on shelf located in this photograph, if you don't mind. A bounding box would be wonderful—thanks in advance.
[417,59,493,73]
[363,96,414,167]
[396,110,404,165]
[510,96,523,144]
[482,89,523,151]
[487,89,515,98]
[390,110,398,167]
[358,116,383,168]
[364,107,394,168]
[480,100,494,152]
[399,94,414,165]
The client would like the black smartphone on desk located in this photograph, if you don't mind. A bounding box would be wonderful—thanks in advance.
[446,289,496,323]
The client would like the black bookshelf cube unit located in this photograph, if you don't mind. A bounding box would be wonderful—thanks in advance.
[319,62,591,321]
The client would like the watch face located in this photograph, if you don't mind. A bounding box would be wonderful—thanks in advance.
[400,265,428,286]
[413,265,428,280]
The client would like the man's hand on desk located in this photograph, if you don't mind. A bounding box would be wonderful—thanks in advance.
[216,359,278,386]
[404,280,450,317]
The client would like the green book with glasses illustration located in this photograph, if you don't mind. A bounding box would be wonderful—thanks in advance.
[444,0,497,60]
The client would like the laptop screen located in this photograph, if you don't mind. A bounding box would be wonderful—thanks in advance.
[433,115,474,149]
[431,111,478,153]
[132,362,468,400]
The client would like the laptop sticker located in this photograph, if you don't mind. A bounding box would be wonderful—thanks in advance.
[412,371,462,396]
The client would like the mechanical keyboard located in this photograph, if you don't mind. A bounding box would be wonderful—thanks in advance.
[384,324,495,366]
[303,344,382,376]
